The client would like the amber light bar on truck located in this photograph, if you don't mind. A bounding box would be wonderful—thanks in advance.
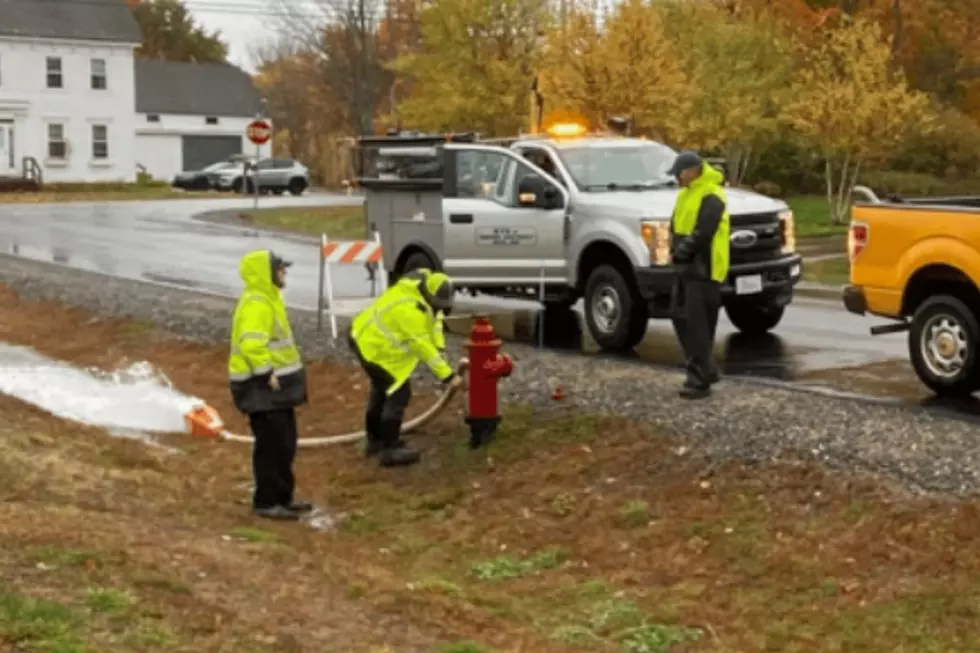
[641,221,672,265]
[779,210,796,254]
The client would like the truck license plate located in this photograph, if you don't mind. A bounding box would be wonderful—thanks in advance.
[735,274,763,295]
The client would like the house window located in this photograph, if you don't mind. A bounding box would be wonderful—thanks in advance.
[92,125,108,160]
[46,57,62,89]
[146,114,160,123]
[47,124,66,159]
[205,116,218,125]
[91,59,107,90]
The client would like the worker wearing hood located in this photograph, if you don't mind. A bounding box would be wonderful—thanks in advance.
[348,268,462,467]
[667,151,730,400]
[228,249,310,520]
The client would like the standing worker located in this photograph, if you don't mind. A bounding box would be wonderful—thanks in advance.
[228,249,311,520]
[666,151,730,400]
[348,268,463,467]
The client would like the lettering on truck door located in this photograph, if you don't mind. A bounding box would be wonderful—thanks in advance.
[444,145,568,287]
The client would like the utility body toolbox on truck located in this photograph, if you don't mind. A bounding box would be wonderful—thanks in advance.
[845,186,980,396]
[355,127,803,351]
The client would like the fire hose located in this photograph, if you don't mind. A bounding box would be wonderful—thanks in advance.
[213,358,470,448]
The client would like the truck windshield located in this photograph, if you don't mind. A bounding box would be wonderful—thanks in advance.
[557,143,678,191]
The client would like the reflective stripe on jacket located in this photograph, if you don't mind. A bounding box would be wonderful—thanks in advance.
[670,162,731,283]
[351,277,453,395]
[228,250,307,413]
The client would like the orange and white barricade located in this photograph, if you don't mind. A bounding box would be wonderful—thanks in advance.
[317,232,386,339]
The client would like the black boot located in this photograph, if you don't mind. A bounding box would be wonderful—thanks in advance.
[253,505,302,520]
[378,445,421,467]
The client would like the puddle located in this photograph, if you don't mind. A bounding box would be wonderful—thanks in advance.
[0,343,200,443]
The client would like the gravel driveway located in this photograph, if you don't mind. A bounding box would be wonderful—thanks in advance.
[1,253,978,498]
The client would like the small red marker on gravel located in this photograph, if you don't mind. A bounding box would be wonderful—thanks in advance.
[552,385,564,401]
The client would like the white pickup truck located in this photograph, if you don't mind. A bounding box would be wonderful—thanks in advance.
[357,130,803,351]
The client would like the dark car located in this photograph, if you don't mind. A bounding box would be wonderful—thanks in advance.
[171,161,241,191]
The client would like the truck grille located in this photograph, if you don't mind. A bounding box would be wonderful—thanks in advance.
[729,211,782,263]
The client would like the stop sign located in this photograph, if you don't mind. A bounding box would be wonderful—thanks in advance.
[246,119,271,145]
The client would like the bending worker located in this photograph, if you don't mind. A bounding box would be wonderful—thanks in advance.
[228,249,311,520]
[348,268,463,467]
[666,151,730,400]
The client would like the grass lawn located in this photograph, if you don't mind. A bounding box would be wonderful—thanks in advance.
[803,256,851,286]
[0,186,220,204]
[3,286,980,652]
[238,204,367,239]
[786,196,849,238]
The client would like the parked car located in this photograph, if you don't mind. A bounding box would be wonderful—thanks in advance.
[214,158,310,196]
[172,160,243,191]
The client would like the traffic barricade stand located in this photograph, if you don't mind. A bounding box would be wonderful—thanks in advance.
[317,231,386,339]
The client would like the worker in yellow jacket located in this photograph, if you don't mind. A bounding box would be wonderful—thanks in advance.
[348,269,462,467]
[228,249,311,520]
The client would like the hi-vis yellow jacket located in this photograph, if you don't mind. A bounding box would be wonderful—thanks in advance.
[350,276,453,395]
[228,250,307,413]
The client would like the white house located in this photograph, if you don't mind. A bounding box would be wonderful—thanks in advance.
[0,0,271,185]
[0,0,141,182]
[134,59,271,182]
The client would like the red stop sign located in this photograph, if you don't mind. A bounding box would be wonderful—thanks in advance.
[246,119,271,145]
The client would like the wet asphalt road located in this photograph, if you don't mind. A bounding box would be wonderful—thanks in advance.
[0,196,914,387]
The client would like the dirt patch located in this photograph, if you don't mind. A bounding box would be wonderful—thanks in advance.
[2,285,980,653]
[195,204,366,240]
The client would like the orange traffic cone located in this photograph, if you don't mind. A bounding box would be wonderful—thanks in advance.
[184,403,225,438]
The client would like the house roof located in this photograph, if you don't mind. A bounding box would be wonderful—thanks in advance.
[134,59,263,118]
[0,0,141,43]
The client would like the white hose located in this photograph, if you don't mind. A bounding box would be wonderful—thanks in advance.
[218,359,470,448]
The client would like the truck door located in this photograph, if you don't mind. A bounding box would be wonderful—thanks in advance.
[444,144,569,287]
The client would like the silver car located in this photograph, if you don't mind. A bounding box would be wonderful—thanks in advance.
[216,158,310,196]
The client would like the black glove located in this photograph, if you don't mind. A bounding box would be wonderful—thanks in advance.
[671,236,695,263]
[441,372,457,386]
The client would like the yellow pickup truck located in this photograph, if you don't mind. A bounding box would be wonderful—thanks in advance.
[843,187,980,397]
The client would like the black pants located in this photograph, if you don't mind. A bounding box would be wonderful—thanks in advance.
[348,334,411,447]
[248,408,298,509]
[670,279,721,389]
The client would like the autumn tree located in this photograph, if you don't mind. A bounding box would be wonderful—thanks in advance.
[540,0,695,143]
[782,16,933,224]
[126,0,227,63]
[658,1,793,184]
[389,0,551,136]
[274,0,392,136]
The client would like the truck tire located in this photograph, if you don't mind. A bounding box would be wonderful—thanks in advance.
[908,294,980,397]
[583,264,648,352]
[724,301,785,336]
[402,251,436,275]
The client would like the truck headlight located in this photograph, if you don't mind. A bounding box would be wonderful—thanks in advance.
[779,209,796,254]
[640,220,671,265]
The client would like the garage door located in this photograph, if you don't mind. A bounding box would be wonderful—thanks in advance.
[181,135,242,172]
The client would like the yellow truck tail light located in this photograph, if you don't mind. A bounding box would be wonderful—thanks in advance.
[641,221,671,265]
[849,221,869,261]
[779,210,796,254]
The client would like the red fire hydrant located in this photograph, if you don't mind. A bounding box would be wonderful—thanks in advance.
[465,316,513,449]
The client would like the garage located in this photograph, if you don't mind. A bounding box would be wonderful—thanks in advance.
[181,135,242,172]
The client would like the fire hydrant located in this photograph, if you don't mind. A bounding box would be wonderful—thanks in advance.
[464,316,513,449]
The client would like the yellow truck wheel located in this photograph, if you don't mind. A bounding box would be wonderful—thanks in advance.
[908,294,980,397]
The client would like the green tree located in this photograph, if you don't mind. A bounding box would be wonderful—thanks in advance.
[128,0,228,63]
[661,1,794,184]
[389,0,551,136]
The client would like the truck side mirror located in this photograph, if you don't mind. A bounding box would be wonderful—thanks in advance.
[517,174,563,209]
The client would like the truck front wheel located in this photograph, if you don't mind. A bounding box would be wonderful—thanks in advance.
[583,264,648,352]
[724,301,785,336]
[909,294,980,397]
